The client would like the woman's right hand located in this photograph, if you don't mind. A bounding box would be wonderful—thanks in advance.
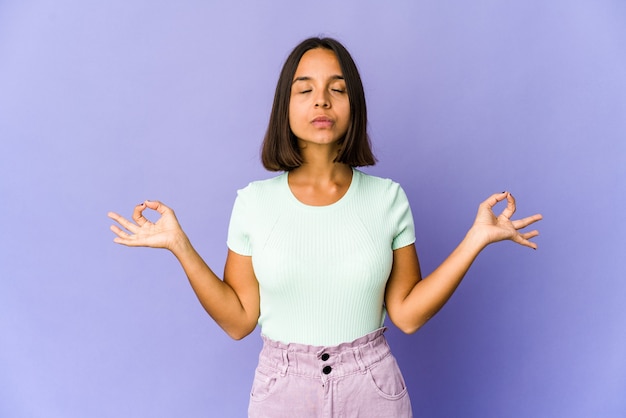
[108,200,187,251]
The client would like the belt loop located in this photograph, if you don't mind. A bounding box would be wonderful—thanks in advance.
[280,349,289,376]
[354,346,367,374]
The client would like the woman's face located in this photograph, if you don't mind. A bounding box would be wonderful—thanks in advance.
[288,48,351,150]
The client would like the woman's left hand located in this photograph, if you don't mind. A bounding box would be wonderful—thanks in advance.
[471,192,542,250]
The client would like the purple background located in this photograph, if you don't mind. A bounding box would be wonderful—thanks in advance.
[1,1,625,417]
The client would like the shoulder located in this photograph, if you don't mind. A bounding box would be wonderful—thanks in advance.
[354,169,407,198]
[236,173,286,198]
[232,173,288,213]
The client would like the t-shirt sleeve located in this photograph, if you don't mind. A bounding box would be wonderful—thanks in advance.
[391,184,416,250]
[226,188,253,256]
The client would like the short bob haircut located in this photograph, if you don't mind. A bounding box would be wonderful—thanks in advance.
[261,37,376,171]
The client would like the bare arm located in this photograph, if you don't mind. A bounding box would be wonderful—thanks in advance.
[385,192,542,334]
[108,200,259,340]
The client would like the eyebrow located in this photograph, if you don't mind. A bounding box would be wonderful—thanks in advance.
[292,75,345,84]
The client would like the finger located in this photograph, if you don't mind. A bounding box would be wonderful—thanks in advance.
[481,191,509,210]
[107,211,123,220]
[518,240,538,250]
[511,213,543,230]
[500,193,516,220]
[144,200,172,216]
[520,230,540,240]
[109,224,136,246]
[110,224,129,238]
[110,224,152,248]
[132,202,151,226]
[511,227,540,249]
[107,211,140,233]
[515,231,539,250]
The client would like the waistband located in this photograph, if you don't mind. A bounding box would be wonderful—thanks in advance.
[258,327,391,379]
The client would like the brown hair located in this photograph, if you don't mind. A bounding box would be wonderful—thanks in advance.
[261,37,376,171]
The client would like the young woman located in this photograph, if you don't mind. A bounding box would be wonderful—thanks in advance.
[108,37,542,417]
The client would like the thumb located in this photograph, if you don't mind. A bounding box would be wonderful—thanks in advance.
[144,200,172,216]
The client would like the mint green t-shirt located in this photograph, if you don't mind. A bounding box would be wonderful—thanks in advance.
[227,168,416,346]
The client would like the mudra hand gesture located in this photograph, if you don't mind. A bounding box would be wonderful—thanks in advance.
[107,200,187,251]
[471,191,542,250]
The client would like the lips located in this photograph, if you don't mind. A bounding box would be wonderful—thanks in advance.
[311,116,334,128]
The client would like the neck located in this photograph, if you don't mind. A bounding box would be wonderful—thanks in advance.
[294,141,345,173]
[294,140,347,179]
[290,161,352,183]
[287,162,353,206]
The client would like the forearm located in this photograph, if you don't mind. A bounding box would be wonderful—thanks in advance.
[389,192,541,333]
[397,228,488,333]
[170,236,255,339]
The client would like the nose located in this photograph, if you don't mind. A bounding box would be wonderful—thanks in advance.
[314,91,330,108]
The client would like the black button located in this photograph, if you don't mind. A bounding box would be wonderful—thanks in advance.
[322,366,332,374]
[321,353,330,361]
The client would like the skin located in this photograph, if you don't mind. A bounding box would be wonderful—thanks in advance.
[108,48,542,339]
[288,48,353,206]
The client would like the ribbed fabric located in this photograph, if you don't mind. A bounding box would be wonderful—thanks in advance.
[227,168,415,346]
